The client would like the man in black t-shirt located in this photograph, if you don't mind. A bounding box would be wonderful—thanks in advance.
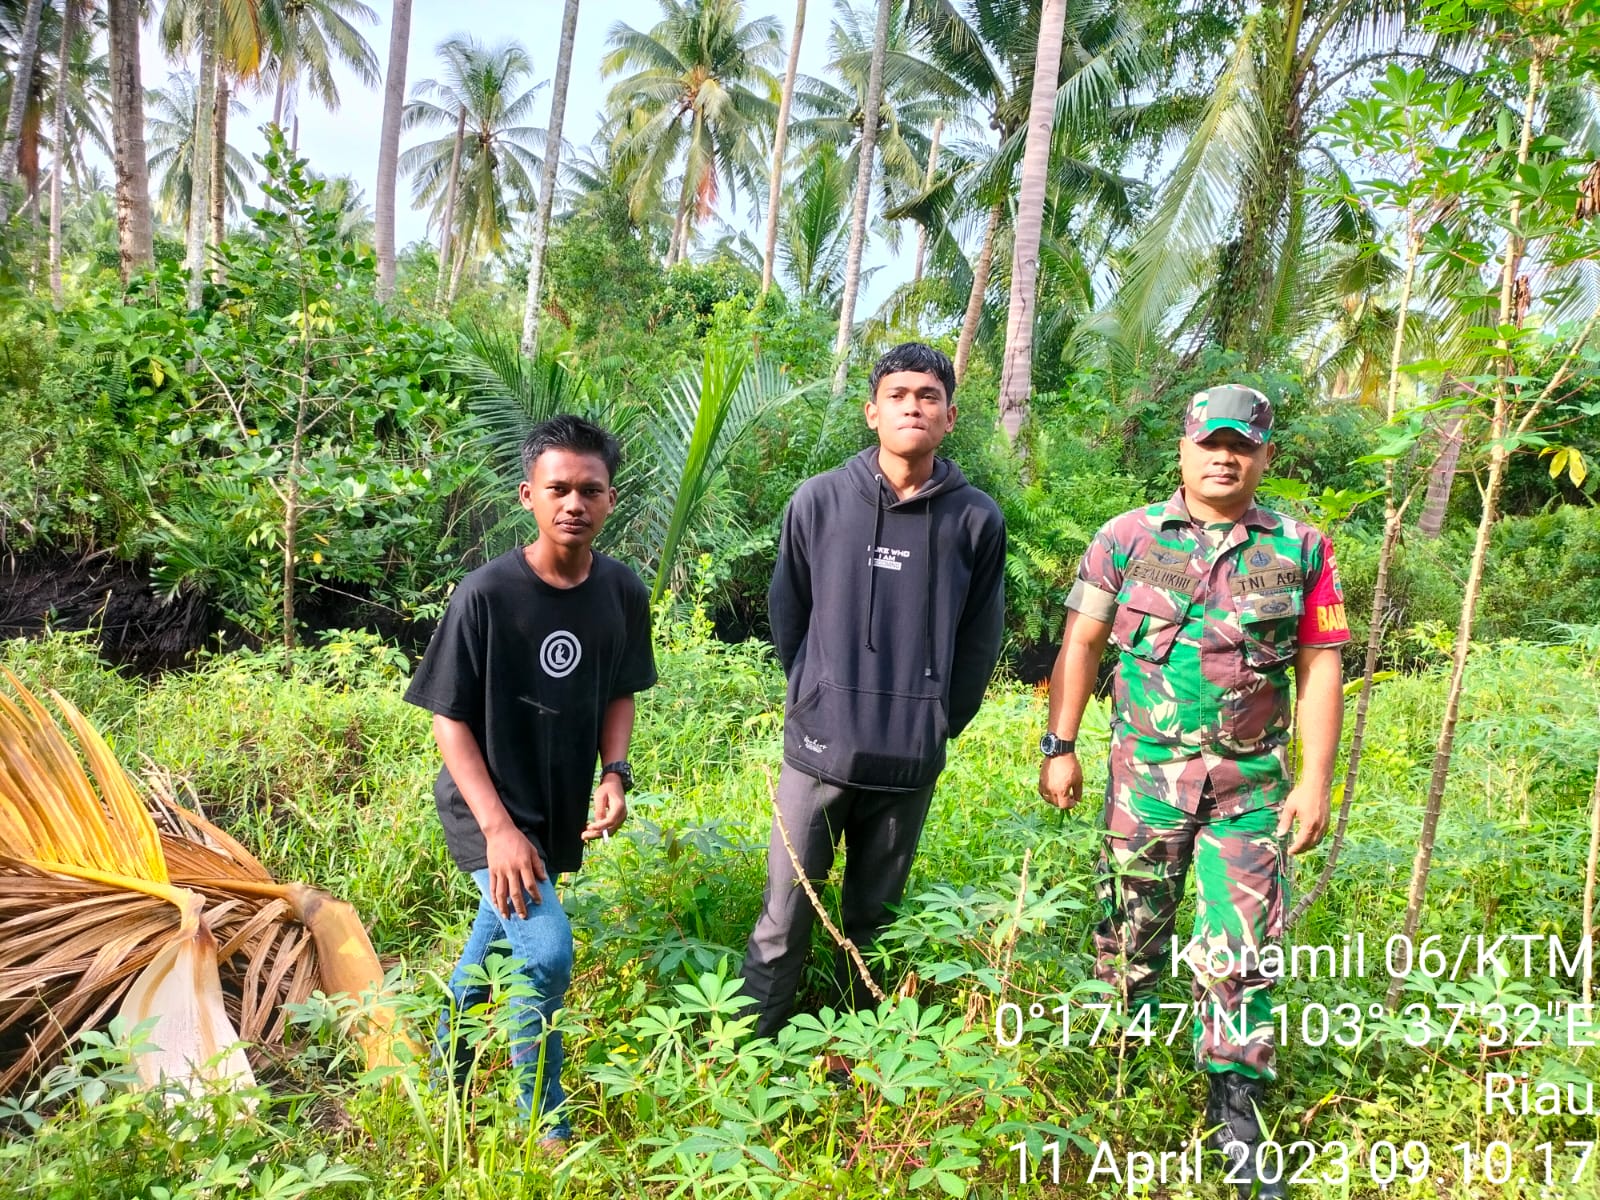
[404,415,657,1149]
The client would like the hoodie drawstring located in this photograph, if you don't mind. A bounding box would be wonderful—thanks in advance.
[923,505,934,677]
[865,476,886,651]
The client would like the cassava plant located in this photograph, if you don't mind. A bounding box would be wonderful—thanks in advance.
[1290,66,1483,925]
[1386,0,1600,1006]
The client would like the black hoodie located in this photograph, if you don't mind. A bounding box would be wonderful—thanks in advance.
[769,447,1007,790]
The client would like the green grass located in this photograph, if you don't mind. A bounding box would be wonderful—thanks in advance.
[2,614,1597,1199]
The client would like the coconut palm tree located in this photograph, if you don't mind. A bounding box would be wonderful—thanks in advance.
[3,0,107,222]
[520,0,579,355]
[779,137,852,304]
[373,0,410,300]
[1114,0,1480,371]
[0,0,46,223]
[312,170,373,247]
[260,0,380,131]
[400,35,545,305]
[994,0,1065,441]
[904,0,1157,381]
[47,0,73,303]
[601,0,781,265]
[146,71,253,230]
[106,0,152,275]
[790,0,971,219]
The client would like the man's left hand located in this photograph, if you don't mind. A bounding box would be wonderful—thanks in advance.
[583,777,628,841]
[1276,784,1331,855]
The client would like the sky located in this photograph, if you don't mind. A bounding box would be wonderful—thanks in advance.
[139,0,909,310]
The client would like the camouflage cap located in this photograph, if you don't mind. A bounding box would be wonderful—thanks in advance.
[1185,384,1273,446]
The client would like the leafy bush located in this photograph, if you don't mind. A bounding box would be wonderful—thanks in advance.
[1337,505,1600,663]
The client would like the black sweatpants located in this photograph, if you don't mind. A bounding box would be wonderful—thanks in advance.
[738,763,936,1039]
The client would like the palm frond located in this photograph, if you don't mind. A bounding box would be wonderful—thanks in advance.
[0,673,402,1096]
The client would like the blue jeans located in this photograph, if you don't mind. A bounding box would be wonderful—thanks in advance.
[437,869,574,1138]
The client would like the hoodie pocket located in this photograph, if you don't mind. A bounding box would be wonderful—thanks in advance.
[785,679,948,790]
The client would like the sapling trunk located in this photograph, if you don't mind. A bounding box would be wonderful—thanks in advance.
[1291,217,1421,927]
[1387,55,1545,1009]
[1585,726,1600,1007]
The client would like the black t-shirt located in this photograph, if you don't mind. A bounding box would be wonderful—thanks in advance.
[403,548,658,875]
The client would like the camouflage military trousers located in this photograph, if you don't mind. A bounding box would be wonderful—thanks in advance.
[1093,783,1286,1079]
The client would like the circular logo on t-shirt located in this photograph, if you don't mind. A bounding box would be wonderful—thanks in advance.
[540,630,582,678]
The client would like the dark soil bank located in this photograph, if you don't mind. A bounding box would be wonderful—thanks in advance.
[0,550,211,673]
[0,549,429,673]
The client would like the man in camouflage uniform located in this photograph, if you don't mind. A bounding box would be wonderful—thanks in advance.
[1038,385,1349,1199]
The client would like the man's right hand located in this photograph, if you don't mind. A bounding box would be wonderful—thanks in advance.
[485,825,547,919]
[1039,752,1083,811]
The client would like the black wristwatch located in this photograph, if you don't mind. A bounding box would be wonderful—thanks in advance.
[1039,733,1076,757]
[601,760,634,793]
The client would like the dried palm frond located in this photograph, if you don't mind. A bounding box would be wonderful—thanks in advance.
[0,670,403,1095]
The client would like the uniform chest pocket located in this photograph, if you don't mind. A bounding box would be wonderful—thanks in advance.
[1112,593,1186,664]
[1237,589,1303,668]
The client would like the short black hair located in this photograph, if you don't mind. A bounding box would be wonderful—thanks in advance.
[869,342,956,405]
[519,414,622,482]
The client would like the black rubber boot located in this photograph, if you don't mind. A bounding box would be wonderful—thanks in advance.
[1206,1072,1287,1199]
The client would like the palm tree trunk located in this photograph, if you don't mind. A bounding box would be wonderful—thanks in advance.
[48,0,74,306]
[911,116,942,288]
[1387,53,1546,1010]
[273,73,287,129]
[997,0,1066,444]
[679,107,707,265]
[0,0,47,224]
[107,0,152,279]
[434,106,466,309]
[210,77,229,255]
[446,223,469,306]
[185,0,220,309]
[829,0,891,395]
[521,0,580,355]
[761,0,806,296]
[374,0,413,302]
[955,201,1003,383]
[668,181,690,264]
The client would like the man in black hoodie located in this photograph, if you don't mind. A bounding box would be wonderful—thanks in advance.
[738,342,1007,1039]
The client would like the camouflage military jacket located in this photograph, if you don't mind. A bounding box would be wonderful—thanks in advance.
[1067,489,1350,816]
